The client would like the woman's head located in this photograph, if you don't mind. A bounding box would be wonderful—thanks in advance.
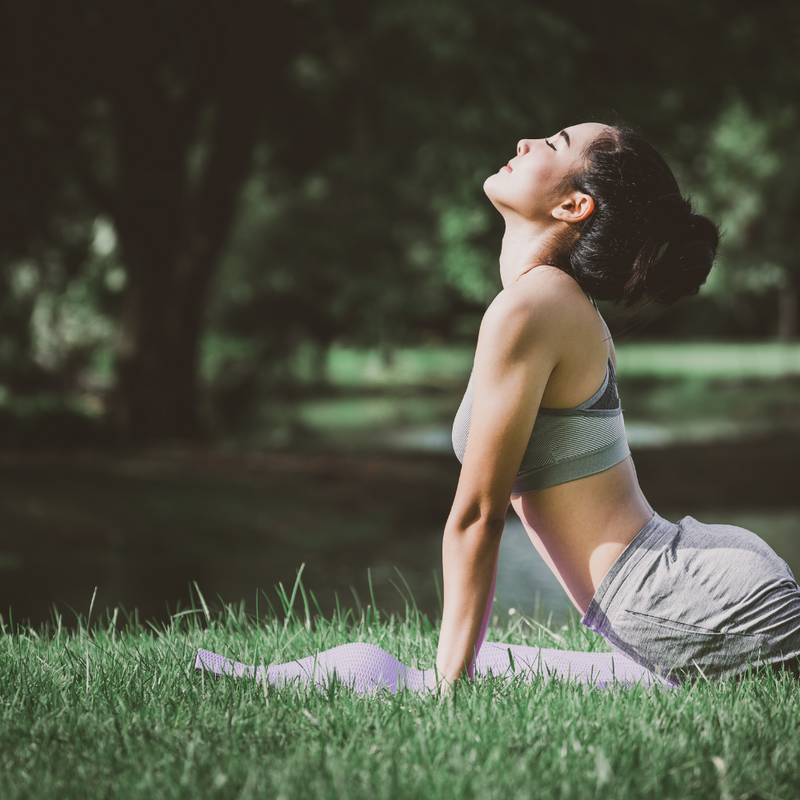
[484,123,606,226]
[486,123,720,305]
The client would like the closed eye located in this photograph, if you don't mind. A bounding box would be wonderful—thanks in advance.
[546,139,557,152]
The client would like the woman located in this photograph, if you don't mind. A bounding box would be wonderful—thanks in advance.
[196,123,800,691]
[439,121,800,687]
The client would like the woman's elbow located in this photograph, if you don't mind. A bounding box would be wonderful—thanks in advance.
[445,505,506,542]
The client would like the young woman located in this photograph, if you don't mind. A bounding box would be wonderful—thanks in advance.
[439,121,800,687]
[197,123,800,692]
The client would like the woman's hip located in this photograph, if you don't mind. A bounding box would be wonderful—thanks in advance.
[582,513,800,682]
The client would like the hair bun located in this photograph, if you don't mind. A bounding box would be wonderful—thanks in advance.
[559,127,721,307]
[643,207,719,304]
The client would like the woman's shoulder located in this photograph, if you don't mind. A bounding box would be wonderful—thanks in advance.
[481,266,590,346]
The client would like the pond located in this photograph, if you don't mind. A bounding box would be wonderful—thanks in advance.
[0,430,798,632]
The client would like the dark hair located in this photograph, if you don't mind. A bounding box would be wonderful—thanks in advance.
[551,127,720,305]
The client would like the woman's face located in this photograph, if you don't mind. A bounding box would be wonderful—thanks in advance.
[484,122,609,222]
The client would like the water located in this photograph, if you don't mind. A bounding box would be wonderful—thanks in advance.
[0,506,569,629]
[0,440,798,631]
[3,499,797,632]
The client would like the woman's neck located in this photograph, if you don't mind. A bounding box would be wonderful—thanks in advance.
[498,217,558,288]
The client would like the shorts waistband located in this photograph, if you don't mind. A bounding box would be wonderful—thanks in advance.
[581,512,678,631]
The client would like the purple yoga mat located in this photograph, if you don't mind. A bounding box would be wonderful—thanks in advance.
[194,641,673,693]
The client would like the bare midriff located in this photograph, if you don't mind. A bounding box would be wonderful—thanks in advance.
[509,456,654,614]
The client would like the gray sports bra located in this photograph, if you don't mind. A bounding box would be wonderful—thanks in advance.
[451,357,631,495]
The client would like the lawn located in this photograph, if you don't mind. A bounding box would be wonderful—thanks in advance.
[3,342,799,797]
[268,341,800,447]
[3,592,799,800]
[316,341,800,387]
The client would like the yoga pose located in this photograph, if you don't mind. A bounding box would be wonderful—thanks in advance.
[197,122,800,692]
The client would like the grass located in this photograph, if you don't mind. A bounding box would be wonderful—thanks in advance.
[3,341,800,797]
[257,341,800,448]
[315,341,800,389]
[3,585,800,800]
[614,341,800,380]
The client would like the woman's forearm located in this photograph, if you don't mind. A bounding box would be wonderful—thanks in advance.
[436,517,504,685]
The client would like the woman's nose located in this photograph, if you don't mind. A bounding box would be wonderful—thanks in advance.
[517,140,530,155]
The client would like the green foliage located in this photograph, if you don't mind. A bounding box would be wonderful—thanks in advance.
[0,216,123,445]
[2,598,800,799]
[675,102,792,315]
[3,0,800,437]
[438,205,496,304]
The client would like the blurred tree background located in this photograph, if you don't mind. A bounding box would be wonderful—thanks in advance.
[0,0,798,445]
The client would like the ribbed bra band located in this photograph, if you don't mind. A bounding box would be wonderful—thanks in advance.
[452,358,631,494]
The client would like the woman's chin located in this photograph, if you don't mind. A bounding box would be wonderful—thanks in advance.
[483,173,502,199]
[482,177,509,213]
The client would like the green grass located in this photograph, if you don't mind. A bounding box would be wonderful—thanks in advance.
[271,342,800,446]
[3,587,800,800]
[316,342,800,389]
[614,342,800,380]
[323,344,476,388]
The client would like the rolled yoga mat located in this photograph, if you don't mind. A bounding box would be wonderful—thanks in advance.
[194,642,674,693]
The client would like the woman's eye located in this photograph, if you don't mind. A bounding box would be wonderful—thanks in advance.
[546,140,557,152]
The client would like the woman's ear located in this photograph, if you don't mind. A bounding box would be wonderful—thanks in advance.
[552,191,594,223]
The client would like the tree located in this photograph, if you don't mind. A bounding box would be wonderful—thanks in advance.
[2,0,303,440]
[665,2,800,339]
[3,0,799,446]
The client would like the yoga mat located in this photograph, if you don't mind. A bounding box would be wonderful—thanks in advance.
[194,641,674,693]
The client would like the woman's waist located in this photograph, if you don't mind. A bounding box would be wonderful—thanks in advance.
[510,461,653,607]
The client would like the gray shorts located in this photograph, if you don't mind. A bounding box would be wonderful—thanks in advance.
[582,513,800,683]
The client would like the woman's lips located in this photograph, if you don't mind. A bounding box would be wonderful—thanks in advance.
[503,162,513,172]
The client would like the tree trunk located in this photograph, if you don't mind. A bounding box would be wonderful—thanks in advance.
[114,251,211,441]
[2,0,302,443]
[103,4,298,443]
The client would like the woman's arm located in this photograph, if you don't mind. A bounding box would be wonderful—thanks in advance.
[436,279,563,687]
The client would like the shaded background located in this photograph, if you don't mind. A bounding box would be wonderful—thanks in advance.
[0,0,798,628]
